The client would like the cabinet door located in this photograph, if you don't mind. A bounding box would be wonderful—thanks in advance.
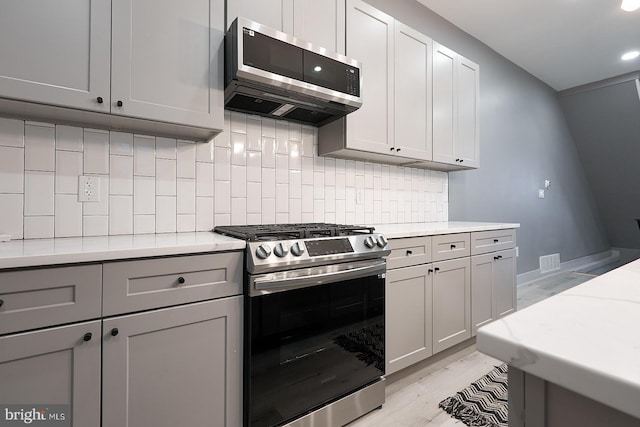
[432,257,471,353]
[471,253,494,336]
[394,22,432,161]
[102,297,242,427]
[292,0,345,53]
[386,265,432,375]
[111,0,224,130]
[0,321,101,427]
[494,248,517,318]
[432,42,457,165]
[345,0,394,155]
[227,0,288,31]
[0,0,111,112]
[457,55,479,168]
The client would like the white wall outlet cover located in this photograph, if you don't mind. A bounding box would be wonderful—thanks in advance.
[356,189,364,205]
[78,175,102,202]
[0,234,10,242]
[538,189,545,199]
[544,179,551,189]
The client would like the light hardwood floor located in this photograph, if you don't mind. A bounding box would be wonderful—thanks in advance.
[347,269,606,426]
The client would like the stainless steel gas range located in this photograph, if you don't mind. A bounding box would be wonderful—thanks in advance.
[214,223,390,427]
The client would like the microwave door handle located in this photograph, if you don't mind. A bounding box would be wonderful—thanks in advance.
[251,260,386,294]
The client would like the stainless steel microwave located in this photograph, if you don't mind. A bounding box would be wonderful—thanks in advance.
[224,17,363,126]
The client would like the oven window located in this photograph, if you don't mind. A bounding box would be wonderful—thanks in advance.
[243,29,304,81]
[248,274,384,427]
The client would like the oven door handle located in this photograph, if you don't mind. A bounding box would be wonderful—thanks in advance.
[250,260,386,295]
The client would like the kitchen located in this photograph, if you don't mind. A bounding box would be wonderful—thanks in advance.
[0,0,638,426]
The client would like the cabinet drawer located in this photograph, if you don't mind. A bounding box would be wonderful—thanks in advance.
[103,252,243,316]
[387,237,432,269]
[0,264,102,335]
[432,233,470,261]
[471,229,516,255]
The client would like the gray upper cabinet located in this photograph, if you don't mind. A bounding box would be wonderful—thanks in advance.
[0,0,111,112]
[0,320,102,427]
[432,42,479,169]
[227,0,290,31]
[102,297,242,427]
[111,0,225,129]
[292,0,346,53]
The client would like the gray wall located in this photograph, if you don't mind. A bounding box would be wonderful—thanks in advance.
[366,0,610,274]
[559,80,640,249]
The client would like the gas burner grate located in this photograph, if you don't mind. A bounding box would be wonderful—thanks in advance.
[214,223,375,241]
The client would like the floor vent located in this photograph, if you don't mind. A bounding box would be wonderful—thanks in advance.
[539,253,560,273]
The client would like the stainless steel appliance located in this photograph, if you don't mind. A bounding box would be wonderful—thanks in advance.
[224,17,362,126]
[214,223,390,427]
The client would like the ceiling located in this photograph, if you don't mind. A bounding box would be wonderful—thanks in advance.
[417,0,640,91]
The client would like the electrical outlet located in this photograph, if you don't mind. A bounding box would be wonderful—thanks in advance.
[78,176,101,202]
[356,189,364,205]
[538,189,545,199]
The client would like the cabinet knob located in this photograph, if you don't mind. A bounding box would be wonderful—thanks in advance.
[396,148,401,152]
[459,159,464,163]
[494,239,499,243]
[406,250,413,256]
[390,147,395,151]
[455,158,460,162]
[177,276,186,284]
[83,332,93,342]
[117,100,123,107]
[97,96,104,104]
[451,244,456,249]
[494,255,503,260]
[428,268,434,273]
[434,267,440,272]
[111,328,119,337]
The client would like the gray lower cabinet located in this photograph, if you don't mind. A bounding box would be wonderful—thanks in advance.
[385,265,433,375]
[432,257,471,353]
[0,320,102,427]
[471,248,517,335]
[102,296,243,427]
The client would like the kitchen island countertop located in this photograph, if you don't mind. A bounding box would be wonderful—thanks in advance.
[372,221,520,238]
[0,232,246,269]
[477,258,640,419]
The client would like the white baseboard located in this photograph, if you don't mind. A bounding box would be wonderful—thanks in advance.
[517,249,620,286]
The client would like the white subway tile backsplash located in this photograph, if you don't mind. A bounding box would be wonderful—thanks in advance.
[301,157,314,185]
[0,146,24,193]
[215,112,231,148]
[110,132,133,156]
[155,196,176,233]
[275,154,288,184]
[84,130,110,174]
[231,198,246,225]
[156,137,177,159]
[301,126,314,157]
[214,147,231,181]
[110,155,134,195]
[301,185,313,213]
[275,122,289,154]
[56,125,83,151]
[196,162,214,197]
[314,200,325,222]
[215,181,230,214]
[133,135,156,176]
[83,215,109,236]
[231,132,247,166]
[196,139,213,163]
[0,118,24,147]
[246,182,262,214]
[247,151,261,183]
[246,116,262,151]
[24,216,54,239]
[215,214,231,226]
[289,170,301,199]
[288,141,301,170]
[262,137,276,168]
[231,165,247,198]
[325,158,335,186]
[0,194,23,239]
[24,171,54,216]
[177,141,196,178]
[109,195,133,235]
[314,172,325,199]
[325,186,336,212]
[177,214,196,232]
[276,213,289,224]
[276,184,289,213]
[230,112,247,134]
[55,194,82,237]
[246,213,262,224]
[288,123,301,142]
[55,150,82,194]
[134,176,155,215]
[261,118,276,138]
[134,214,156,234]
[261,168,276,199]
[177,178,196,214]
[156,159,177,196]
[262,198,276,223]
[196,197,214,231]
[25,124,55,171]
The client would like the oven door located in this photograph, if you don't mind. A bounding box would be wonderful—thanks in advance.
[246,259,386,427]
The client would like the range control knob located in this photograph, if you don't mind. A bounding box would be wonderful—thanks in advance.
[364,236,376,249]
[290,242,305,257]
[274,243,289,257]
[255,244,272,259]
[377,235,388,248]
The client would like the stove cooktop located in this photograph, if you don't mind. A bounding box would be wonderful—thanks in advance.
[213,223,375,242]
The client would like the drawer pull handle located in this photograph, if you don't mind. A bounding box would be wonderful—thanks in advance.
[434,267,440,272]
[83,332,93,342]
[177,276,186,285]
[406,250,413,256]
[494,239,499,243]
[428,268,434,273]
[450,244,456,249]
[0,299,3,308]
[111,328,119,337]
[494,255,503,260]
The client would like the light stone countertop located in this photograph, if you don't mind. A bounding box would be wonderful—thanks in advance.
[477,258,640,419]
[372,221,520,238]
[0,232,246,269]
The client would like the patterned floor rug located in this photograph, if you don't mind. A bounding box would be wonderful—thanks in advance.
[438,364,508,427]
